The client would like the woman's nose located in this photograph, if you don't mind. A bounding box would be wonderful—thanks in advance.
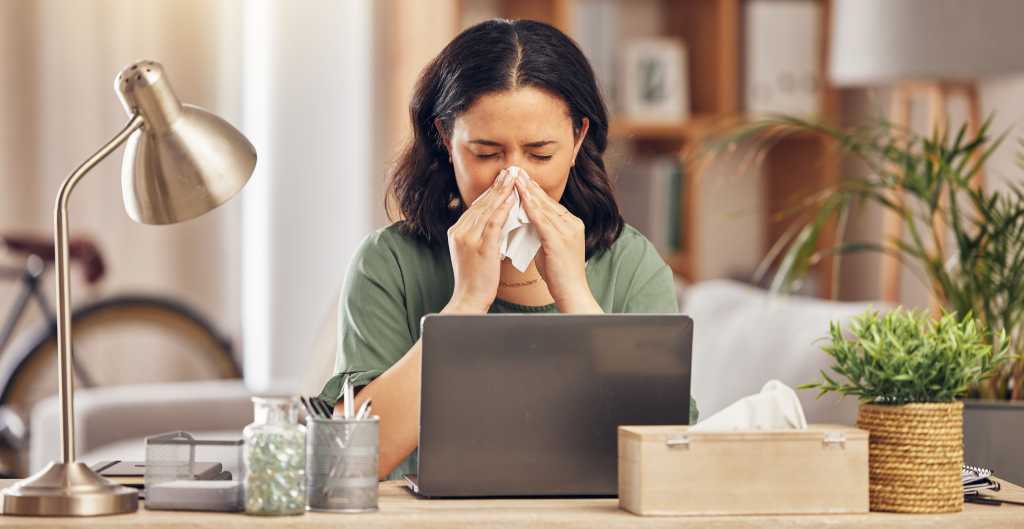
[505,151,525,168]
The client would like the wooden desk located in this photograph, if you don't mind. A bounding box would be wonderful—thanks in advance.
[0,479,1022,528]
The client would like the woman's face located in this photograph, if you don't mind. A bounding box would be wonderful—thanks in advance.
[438,86,589,206]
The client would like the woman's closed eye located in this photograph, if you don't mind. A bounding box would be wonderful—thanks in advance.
[473,152,554,161]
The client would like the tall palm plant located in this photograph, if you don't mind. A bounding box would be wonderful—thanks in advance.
[716,116,1024,400]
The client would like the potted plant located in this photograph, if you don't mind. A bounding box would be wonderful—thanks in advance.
[804,308,1006,513]
[712,116,1024,483]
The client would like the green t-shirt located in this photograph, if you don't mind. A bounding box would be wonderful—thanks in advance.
[319,222,698,481]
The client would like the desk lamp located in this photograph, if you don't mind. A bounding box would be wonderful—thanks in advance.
[2,60,256,516]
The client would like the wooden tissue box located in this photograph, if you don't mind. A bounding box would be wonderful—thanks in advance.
[618,424,869,516]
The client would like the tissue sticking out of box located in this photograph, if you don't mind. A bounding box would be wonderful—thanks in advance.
[690,380,808,432]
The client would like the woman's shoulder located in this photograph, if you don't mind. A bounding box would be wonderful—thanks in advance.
[589,223,672,281]
[358,222,430,253]
[597,224,662,265]
[353,222,445,272]
[585,224,676,312]
[611,223,650,248]
[347,222,452,316]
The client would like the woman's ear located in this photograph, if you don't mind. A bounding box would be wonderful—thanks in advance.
[434,118,452,158]
[571,117,590,166]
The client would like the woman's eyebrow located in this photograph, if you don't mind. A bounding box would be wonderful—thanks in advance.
[468,139,503,147]
[467,139,558,147]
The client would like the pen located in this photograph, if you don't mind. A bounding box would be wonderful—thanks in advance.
[356,398,373,420]
[344,376,355,419]
[299,397,316,419]
[965,494,1024,507]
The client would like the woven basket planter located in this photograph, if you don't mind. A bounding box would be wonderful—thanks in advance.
[856,401,963,513]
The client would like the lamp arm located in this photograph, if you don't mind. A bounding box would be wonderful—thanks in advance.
[53,114,144,463]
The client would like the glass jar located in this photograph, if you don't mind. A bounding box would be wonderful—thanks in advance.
[243,396,307,515]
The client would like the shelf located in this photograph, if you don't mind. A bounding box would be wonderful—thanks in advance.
[607,114,722,143]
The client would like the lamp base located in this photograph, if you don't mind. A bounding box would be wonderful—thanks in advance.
[2,461,138,516]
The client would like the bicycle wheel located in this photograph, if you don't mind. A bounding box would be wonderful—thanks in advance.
[0,294,239,422]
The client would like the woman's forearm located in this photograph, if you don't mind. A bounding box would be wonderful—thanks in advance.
[342,338,422,480]
[339,299,486,480]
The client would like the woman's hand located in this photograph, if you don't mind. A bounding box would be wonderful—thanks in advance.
[444,169,518,314]
[514,174,603,314]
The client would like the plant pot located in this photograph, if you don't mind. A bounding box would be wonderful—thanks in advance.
[856,401,963,513]
[964,399,1024,485]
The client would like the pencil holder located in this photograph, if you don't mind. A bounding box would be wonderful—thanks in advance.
[306,416,379,513]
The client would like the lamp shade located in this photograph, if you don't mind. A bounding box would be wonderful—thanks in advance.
[830,0,1024,86]
[115,60,256,224]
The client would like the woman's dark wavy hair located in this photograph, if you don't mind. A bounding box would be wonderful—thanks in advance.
[386,19,623,259]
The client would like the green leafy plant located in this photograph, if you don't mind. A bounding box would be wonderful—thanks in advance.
[712,115,1024,400]
[803,308,1008,404]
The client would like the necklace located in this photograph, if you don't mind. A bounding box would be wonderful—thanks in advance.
[500,277,541,288]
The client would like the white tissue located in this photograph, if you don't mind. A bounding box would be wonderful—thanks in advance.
[689,380,808,432]
[497,166,542,272]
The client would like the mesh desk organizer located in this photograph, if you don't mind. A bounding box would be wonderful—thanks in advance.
[144,431,244,512]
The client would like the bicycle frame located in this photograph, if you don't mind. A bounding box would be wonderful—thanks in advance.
[0,260,56,358]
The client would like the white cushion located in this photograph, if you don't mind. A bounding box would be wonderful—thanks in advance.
[682,279,881,426]
[31,380,252,473]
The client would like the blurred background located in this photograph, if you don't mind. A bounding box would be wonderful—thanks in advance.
[1,0,1023,477]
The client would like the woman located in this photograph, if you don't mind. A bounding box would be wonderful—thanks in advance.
[320,19,697,481]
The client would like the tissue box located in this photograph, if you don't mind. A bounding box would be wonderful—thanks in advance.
[618,424,868,516]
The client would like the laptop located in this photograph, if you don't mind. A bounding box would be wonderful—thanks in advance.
[405,313,693,498]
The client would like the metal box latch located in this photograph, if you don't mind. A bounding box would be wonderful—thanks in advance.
[823,431,847,448]
[665,435,691,449]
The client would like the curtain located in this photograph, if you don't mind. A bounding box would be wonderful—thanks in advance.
[0,0,244,348]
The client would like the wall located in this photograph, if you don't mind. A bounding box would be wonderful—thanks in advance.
[375,0,460,225]
[240,0,375,394]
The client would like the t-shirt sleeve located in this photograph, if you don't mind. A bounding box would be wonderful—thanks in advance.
[318,232,414,406]
[620,234,679,314]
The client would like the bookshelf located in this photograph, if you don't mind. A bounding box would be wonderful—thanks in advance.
[607,115,720,143]
[445,0,841,297]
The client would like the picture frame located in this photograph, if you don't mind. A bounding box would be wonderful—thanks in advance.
[620,38,690,122]
[743,0,821,116]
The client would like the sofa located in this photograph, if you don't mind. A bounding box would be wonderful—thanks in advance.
[28,288,339,472]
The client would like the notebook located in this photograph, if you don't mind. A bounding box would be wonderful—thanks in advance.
[963,465,1000,495]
